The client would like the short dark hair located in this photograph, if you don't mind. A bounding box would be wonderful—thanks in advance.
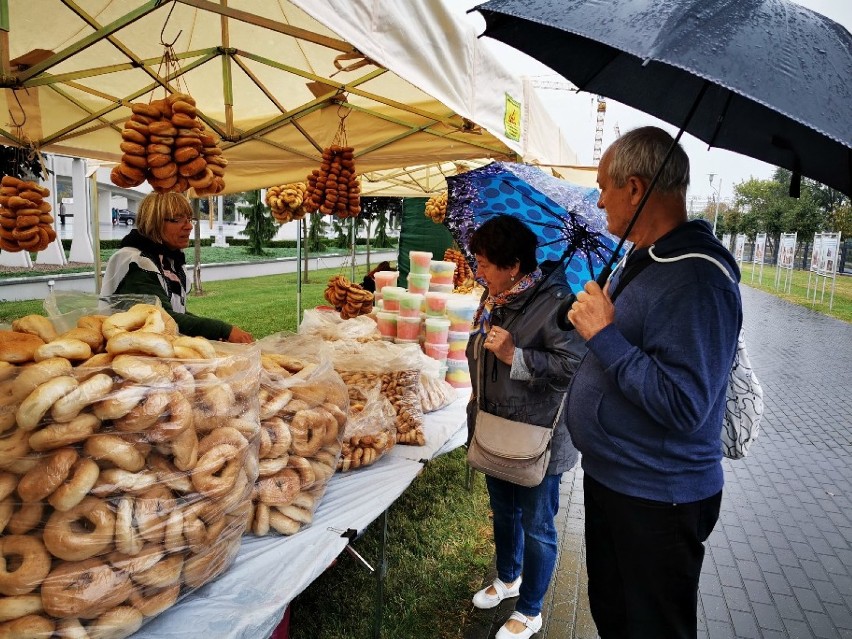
[377,261,391,271]
[468,215,538,274]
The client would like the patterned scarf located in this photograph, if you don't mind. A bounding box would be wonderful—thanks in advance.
[120,229,188,310]
[472,268,542,335]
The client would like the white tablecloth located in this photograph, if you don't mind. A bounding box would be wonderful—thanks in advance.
[134,397,469,638]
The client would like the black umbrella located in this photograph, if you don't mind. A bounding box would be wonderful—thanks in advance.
[475,0,852,198]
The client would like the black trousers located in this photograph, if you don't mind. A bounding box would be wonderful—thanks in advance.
[583,474,722,639]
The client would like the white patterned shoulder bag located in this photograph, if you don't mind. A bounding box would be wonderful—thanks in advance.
[648,247,764,459]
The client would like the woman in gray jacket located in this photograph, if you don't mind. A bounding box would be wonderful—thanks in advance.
[466,215,583,639]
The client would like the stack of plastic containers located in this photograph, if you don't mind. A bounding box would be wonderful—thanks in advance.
[408,250,432,296]
[423,317,451,374]
[444,295,480,389]
[429,260,456,294]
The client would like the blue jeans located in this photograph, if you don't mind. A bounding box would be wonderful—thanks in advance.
[485,473,562,617]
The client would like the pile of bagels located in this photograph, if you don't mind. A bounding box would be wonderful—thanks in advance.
[337,387,396,473]
[248,354,347,536]
[0,176,56,253]
[265,183,308,224]
[0,304,260,637]
[323,274,374,320]
[111,93,227,196]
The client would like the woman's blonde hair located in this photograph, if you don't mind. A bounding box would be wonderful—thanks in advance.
[135,192,192,244]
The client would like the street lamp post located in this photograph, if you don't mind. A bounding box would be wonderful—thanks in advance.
[708,174,722,237]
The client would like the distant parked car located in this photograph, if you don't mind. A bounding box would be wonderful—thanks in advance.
[116,209,136,225]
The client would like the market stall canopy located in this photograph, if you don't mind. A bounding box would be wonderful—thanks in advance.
[0,0,576,194]
[360,160,598,198]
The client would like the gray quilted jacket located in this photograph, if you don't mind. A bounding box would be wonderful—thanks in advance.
[466,265,583,476]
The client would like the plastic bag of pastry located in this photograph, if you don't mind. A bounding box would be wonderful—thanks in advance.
[249,356,348,536]
[329,340,426,446]
[417,351,458,413]
[43,291,161,333]
[298,307,379,342]
[338,383,396,472]
[0,305,261,637]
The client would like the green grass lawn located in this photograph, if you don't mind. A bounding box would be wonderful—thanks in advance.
[739,263,852,324]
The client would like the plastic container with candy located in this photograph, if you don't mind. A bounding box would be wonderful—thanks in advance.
[380,286,405,313]
[409,251,433,275]
[446,358,472,388]
[373,270,399,298]
[407,273,431,296]
[445,296,479,331]
[398,292,423,319]
[396,316,422,341]
[424,317,451,345]
[447,330,471,360]
[429,260,456,287]
[376,311,398,340]
[423,291,450,317]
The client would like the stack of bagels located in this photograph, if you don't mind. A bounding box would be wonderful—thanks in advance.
[323,274,374,320]
[111,93,227,196]
[248,354,346,536]
[0,305,260,637]
[265,182,308,224]
[0,176,56,253]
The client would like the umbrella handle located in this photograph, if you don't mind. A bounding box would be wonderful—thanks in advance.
[555,266,612,331]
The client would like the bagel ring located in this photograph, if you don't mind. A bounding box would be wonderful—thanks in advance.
[28,412,101,452]
[257,468,300,506]
[43,496,117,561]
[101,304,165,338]
[0,594,43,623]
[287,455,316,489]
[87,606,144,638]
[129,583,180,617]
[0,535,51,596]
[16,375,78,431]
[41,558,132,619]
[48,457,100,512]
[190,443,240,496]
[84,433,147,472]
[0,614,54,638]
[50,372,113,423]
[107,332,174,358]
[16,447,78,503]
[11,315,57,343]
[289,408,327,457]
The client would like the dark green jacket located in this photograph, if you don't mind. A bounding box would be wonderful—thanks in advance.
[110,262,232,340]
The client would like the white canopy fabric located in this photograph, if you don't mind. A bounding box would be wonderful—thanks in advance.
[1,0,577,195]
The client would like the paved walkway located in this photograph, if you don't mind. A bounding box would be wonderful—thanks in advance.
[465,284,852,639]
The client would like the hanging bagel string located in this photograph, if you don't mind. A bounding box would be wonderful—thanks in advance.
[304,96,362,219]
[111,5,227,196]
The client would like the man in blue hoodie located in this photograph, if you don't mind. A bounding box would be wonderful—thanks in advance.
[565,127,742,639]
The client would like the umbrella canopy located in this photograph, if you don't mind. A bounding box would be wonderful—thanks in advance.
[475,0,852,196]
[445,162,621,294]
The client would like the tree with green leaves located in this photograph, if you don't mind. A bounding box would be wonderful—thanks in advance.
[307,213,328,252]
[237,190,277,256]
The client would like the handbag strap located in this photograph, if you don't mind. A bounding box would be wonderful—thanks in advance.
[474,332,567,428]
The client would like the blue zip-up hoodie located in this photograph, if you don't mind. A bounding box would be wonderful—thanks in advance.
[566,220,742,503]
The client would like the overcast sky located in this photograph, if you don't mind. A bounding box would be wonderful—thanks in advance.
[462,0,851,206]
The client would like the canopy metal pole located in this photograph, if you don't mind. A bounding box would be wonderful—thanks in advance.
[90,171,101,293]
[296,219,302,327]
[350,216,356,282]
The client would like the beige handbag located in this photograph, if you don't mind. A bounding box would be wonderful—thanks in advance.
[466,334,566,487]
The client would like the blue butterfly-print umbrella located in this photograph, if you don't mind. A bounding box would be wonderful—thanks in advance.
[444,161,623,294]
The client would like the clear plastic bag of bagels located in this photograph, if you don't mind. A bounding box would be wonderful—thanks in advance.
[249,354,350,536]
[0,326,262,635]
[338,382,397,472]
[416,349,458,413]
[327,340,425,445]
[43,291,162,333]
[297,307,378,342]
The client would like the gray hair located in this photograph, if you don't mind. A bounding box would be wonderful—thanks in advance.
[605,126,690,198]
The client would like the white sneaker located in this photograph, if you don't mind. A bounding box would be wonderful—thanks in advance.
[472,576,522,609]
[495,611,543,639]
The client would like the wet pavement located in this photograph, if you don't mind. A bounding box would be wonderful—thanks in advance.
[464,285,852,639]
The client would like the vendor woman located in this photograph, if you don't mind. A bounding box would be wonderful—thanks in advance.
[102,191,253,343]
